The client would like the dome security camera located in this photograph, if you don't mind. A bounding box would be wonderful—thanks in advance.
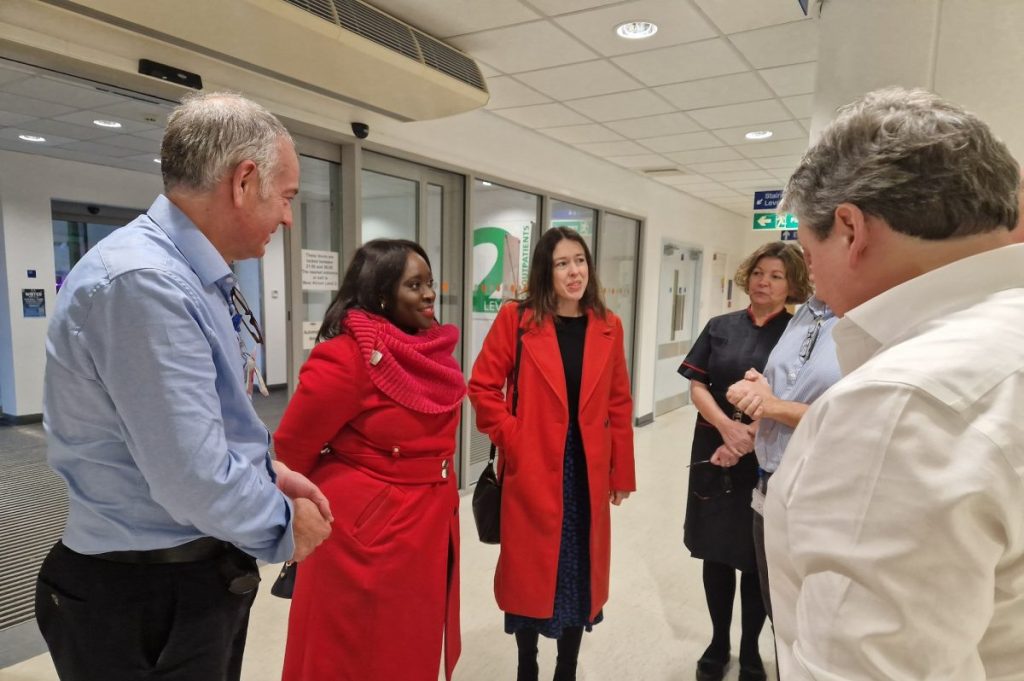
[87,205,101,215]
[351,122,369,140]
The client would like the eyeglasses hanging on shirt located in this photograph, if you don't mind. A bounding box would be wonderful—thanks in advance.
[798,310,825,362]
[229,286,269,397]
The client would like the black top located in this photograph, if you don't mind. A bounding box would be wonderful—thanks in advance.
[678,307,792,421]
[556,315,588,422]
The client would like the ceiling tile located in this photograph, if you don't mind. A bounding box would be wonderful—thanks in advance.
[0,93,75,118]
[656,173,714,186]
[136,127,168,141]
[565,89,674,122]
[449,22,596,73]
[705,169,776,182]
[686,159,759,174]
[516,60,642,100]
[555,0,717,57]
[607,153,675,169]
[612,39,748,87]
[540,123,624,144]
[0,127,75,146]
[58,140,141,158]
[782,94,814,119]
[738,137,810,158]
[692,0,810,35]
[800,118,811,133]
[0,110,33,127]
[94,134,161,153]
[752,154,805,170]
[654,72,774,110]
[91,100,173,127]
[576,140,651,156]
[637,130,723,152]
[491,103,591,128]
[711,120,807,145]
[3,76,124,109]
[604,112,701,137]
[676,181,733,193]
[663,147,743,164]
[53,110,155,135]
[530,0,623,15]
[360,0,539,38]
[484,76,552,109]
[19,118,109,141]
[729,20,819,69]
[700,188,746,199]
[724,178,783,192]
[638,131,725,152]
[759,62,817,97]
[688,99,791,129]
[477,62,502,77]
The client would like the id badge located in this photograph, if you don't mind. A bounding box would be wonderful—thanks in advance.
[751,487,766,516]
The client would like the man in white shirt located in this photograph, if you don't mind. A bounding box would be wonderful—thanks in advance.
[765,87,1024,680]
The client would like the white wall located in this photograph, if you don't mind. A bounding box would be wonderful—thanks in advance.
[0,150,161,417]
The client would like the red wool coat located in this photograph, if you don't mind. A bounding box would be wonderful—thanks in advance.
[468,303,636,620]
[274,318,464,681]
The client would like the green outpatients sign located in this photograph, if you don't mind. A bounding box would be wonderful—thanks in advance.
[752,212,799,230]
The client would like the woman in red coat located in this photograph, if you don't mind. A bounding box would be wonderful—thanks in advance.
[469,227,636,681]
[274,239,466,681]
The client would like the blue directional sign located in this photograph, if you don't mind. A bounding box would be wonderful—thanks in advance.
[753,190,783,210]
[780,229,798,241]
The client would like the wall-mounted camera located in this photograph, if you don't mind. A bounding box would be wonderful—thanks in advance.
[351,122,369,140]
[86,205,101,215]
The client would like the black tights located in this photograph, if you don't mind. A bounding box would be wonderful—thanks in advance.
[515,627,584,681]
[701,560,766,665]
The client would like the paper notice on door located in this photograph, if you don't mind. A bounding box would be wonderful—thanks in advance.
[302,321,320,350]
[301,249,339,291]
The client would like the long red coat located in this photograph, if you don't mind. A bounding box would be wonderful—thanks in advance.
[274,323,463,681]
[468,303,636,620]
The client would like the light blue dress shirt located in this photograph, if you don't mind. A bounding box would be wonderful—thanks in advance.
[754,296,841,473]
[44,194,294,563]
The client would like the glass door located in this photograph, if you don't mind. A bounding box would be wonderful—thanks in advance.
[288,155,342,390]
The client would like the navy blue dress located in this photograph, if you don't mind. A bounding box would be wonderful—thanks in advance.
[505,314,602,638]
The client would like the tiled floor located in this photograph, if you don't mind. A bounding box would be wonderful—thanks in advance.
[0,405,776,681]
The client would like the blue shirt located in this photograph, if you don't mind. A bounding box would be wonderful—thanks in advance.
[754,297,841,473]
[44,194,294,563]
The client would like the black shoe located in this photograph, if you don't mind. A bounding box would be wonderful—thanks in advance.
[738,657,767,681]
[695,656,728,681]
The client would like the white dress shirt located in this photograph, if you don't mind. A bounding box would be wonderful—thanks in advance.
[766,244,1024,681]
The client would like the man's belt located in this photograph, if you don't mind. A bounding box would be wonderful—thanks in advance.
[91,537,228,564]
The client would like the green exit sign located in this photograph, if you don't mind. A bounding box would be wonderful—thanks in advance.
[752,212,799,230]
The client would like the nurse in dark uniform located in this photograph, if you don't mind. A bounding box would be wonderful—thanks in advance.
[677,242,811,681]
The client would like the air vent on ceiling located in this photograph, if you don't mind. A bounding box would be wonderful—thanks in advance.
[282,0,486,91]
[642,167,687,178]
[19,0,490,122]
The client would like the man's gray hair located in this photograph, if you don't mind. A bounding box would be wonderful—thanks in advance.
[161,91,293,196]
[781,87,1019,240]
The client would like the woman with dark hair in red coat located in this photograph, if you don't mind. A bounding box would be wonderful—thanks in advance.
[469,227,636,681]
[275,239,466,681]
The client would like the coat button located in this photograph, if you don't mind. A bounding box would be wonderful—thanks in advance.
[391,446,400,458]
[51,593,59,606]
[441,459,449,479]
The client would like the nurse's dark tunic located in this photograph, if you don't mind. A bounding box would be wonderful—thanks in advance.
[678,307,790,572]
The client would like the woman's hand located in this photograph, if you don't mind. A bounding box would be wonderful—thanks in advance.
[610,490,631,506]
[717,418,754,457]
[710,444,745,467]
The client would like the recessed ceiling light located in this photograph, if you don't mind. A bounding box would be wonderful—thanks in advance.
[745,130,774,140]
[18,134,46,143]
[481,181,492,187]
[615,21,658,39]
[93,119,123,128]
[153,158,161,164]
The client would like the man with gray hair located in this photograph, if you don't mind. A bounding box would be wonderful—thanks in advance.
[36,92,332,680]
[765,87,1024,680]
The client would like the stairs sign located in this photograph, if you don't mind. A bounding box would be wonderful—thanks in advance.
[753,190,782,210]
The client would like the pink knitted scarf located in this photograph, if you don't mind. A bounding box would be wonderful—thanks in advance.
[344,309,466,414]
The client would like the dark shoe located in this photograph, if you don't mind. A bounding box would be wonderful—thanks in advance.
[695,656,728,681]
[738,658,767,681]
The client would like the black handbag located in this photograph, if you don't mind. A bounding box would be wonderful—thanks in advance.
[472,305,525,545]
[270,561,296,599]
